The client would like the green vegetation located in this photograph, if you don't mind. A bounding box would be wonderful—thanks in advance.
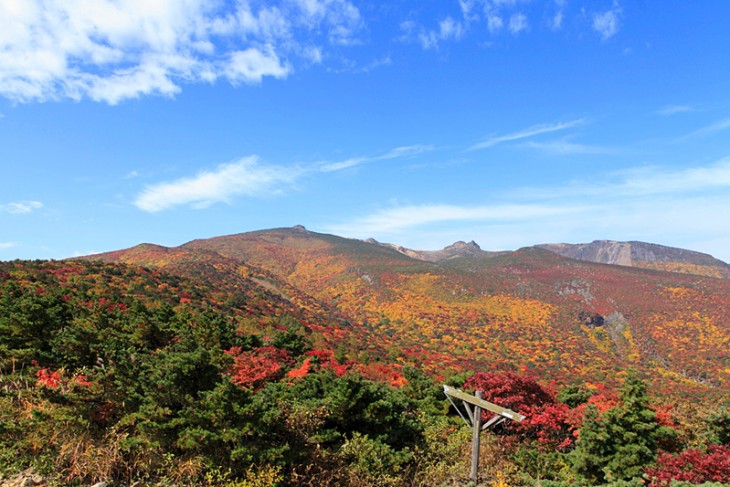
[1,259,729,486]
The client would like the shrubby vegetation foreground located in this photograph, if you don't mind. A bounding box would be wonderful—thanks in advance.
[1,257,729,486]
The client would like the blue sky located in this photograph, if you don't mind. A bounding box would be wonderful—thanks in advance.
[2,1,730,262]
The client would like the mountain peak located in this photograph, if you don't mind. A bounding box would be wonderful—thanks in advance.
[369,238,489,262]
[445,240,481,252]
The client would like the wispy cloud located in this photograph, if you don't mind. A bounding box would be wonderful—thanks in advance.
[0,200,43,214]
[512,158,730,200]
[418,17,466,50]
[318,144,434,172]
[678,118,730,141]
[0,242,18,250]
[0,0,362,104]
[487,14,504,34]
[524,139,619,155]
[549,0,566,30]
[326,159,730,261]
[135,144,433,212]
[328,202,579,234]
[592,1,622,40]
[403,0,629,48]
[508,13,529,34]
[469,118,587,150]
[656,105,692,116]
[615,159,730,195]
[134,157,301,212]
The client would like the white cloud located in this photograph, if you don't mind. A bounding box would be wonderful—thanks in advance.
[678,118,730,141]
[550,11,563,30]
[508,13,528,34]
[487,14,504,33]
[318,144,434,172]
[0,0,362,104]
[133,156,301,212]
[656,105,692,116]
[418,17,465,50]
[469,118,587,150]
[593,2,622,40]
[509,159,730,201]
[0,200,43,214]
[524,139,618,155]
[292,0,362,45]
[226,47,291,84]
[615,159,730,196]
[333,54,392,74]
[460,0,480,22]
[329,202,579,234]
[135,144,431,211]
[0,242,18,249]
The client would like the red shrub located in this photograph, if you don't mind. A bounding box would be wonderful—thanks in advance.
[225,346,293,390]
[646,445,730,486]
[464,372,574,449]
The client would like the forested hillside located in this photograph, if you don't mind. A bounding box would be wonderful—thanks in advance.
[2,228,730,485]
[94,227,730,400]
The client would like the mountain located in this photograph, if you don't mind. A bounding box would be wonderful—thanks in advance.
[537,240,730,279]
[83,227,730,400]
[82,238,349,347]
[367,238,507,262]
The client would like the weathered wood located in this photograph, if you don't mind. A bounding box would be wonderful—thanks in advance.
[482,415,506,431]
[470,390,483,482]
[443,385,526,422]
[445,391,471,427]
[443,384,527,483]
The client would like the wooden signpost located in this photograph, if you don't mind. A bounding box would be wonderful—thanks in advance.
[443,385,526,483]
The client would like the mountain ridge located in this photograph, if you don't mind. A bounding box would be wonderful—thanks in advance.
[536,240,730,279]
[79,226,730,399]
[360,232,728,279]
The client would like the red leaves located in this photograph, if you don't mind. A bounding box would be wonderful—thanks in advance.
[35,367,61,389]
[75,374,93,387]
[286,358,312,379]
[306,349,351,377]
[226,346,293,390]
[357,363,407,388]
[464,372,574,449]
[646,445,730,486]
[32,360,94,390]
[465,372,555,412]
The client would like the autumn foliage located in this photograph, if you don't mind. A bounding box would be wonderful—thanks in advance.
[465,372,574,449]
[226,345,293,389]
[646,445,730,486]
[3,229,730,486]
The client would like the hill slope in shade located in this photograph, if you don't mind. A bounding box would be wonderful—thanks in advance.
[82,240,351,348]
[537,240,730,279]
[84,227,730,400]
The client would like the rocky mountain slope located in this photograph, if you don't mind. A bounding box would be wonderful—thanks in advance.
[537,240,730,278]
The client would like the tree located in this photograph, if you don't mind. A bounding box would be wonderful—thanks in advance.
[572,372,666,483]
[557,383,594,408]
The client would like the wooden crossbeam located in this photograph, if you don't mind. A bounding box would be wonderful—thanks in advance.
[443,384,526,483]
[443,385,526,422]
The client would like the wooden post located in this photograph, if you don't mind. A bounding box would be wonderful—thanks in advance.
[470,390,483,483]
[442,385,525,484]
